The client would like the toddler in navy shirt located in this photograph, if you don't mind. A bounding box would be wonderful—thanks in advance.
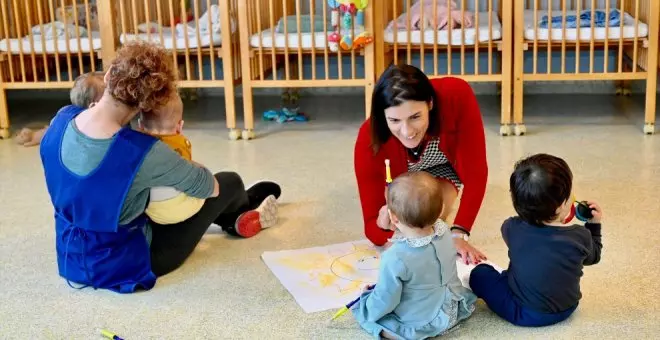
[469,153,603,327]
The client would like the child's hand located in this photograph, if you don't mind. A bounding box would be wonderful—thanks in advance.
[377,205,394,231]
[361,284,375,294]
[586,201,602,224]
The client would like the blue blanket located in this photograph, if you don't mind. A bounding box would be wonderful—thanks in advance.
[539,9,621,29]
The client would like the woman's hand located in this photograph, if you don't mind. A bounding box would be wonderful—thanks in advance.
[453,235,487,265]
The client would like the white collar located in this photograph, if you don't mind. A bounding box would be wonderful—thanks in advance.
[388,219,449,248]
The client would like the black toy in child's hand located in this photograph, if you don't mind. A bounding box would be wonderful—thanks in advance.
[575,201,594,222]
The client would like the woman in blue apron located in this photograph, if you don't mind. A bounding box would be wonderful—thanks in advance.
[39,41,281,293]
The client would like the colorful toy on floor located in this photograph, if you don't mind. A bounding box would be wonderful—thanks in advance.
[328,0,372,52]
[263,88,309,123]
[263,108,309,123]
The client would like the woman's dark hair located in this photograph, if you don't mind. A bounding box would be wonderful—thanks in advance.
[370,63,439,153]
[509,153,573,225]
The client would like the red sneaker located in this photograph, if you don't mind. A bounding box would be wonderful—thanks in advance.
[234,195,278,238]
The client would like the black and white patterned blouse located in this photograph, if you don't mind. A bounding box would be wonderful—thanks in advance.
[407,138,463,189]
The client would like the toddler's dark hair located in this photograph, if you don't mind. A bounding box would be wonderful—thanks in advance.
[510,153,573,225]
[387,171,444,228]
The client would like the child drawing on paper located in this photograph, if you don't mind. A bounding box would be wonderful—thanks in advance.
[277,243,380,295]
[351,171,476,340]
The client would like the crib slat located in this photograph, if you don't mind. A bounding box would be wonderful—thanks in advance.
[254,0,264,80]
[48,0,62,82]
[35,0,51,81]
[418,0,424,73]
[561,0,567,73]
[323,0,329,80]
[532,0,537,74]
[0,0,15,81]
[10,0,26,82]
[83,0,96,72]
[474,1,480,76]
[589,0,595,74]
[309,0,316,81]
[180,0,192,81]
[23,0,38,82]
[460,0,465,76]
[406,0,411,65]
[143,0,151,41]
[446,0,452,75]
[632,0,640,72]
[269,0,277,81]
[155,0,166,72]
[433,0,438,76]
[192,0,203,81]
[282,0,289,81]
[393,0,398,65]
[603,0,611,73]
[167,0,180,79]
[71,0,85,78]
[575,0,581,73]
[295,0,302,81]
[487,0,492,75]
[617,0,625,73]
[546,0,551,75]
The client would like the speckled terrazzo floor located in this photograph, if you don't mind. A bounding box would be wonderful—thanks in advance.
[0,94,659,339]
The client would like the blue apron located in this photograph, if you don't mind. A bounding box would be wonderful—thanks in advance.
[40,105,158,293]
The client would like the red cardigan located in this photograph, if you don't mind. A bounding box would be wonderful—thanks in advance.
[354,77,488,246]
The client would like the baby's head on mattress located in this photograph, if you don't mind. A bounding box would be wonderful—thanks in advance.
[137,91,185,136]
[70,71,105,108]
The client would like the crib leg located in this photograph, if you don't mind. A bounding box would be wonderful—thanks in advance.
[241,84,256,141]
[0,88,9,139]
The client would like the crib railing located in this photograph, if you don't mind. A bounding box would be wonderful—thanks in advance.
[115,0,239,86]
[0,0,99,86]
[241,0,372,87]
[519,0,651,80]
[377,0,506,81]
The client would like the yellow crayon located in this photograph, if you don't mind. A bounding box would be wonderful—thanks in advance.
[385,159,392,185]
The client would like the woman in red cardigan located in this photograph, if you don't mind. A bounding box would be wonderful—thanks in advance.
[354,64,488,264]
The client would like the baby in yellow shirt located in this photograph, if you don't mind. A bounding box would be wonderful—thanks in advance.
[138,92,204,224]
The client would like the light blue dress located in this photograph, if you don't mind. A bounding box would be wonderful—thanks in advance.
[351,221,477,340]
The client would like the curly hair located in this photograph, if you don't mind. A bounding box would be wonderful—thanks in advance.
[106,41,176,113]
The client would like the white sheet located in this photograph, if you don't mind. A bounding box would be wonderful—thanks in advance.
[524,9,648,41]
[261,239,504,313]
[384,11,502,45]
[120,31,223,50]
[0,31,101,54]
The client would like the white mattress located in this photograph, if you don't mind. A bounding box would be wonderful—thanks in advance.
[384,11,502,45]
[0,31,101,54]
[524,10,648,41]
[120,31,223,50]
[250,27,366,49]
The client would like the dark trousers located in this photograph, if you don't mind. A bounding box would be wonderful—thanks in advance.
[469,264,577,327]
[149,172,250,277]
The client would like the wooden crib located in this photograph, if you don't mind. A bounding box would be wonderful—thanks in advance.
[0,0,103,139]
[513,0,660,135]
[236,0,376,140]
[114,0,243,139]
[375,0,514,135]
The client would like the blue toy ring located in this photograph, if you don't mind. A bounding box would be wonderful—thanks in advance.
[328,0,340,9]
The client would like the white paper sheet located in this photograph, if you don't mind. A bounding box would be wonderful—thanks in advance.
[261,240,504,313]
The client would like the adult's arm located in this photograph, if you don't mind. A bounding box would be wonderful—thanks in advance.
[448,79,488,234]
[354,122,392,246]
[133,141,216,199]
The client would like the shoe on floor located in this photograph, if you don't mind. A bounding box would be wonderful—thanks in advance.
[247,181,281,209]
[234,195,279,238]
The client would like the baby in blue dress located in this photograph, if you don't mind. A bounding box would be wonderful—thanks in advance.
[351,171,477,340]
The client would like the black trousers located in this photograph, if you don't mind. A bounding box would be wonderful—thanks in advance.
[149,172,249,276]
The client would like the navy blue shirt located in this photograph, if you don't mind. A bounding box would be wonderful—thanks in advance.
[502,216,602,313]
